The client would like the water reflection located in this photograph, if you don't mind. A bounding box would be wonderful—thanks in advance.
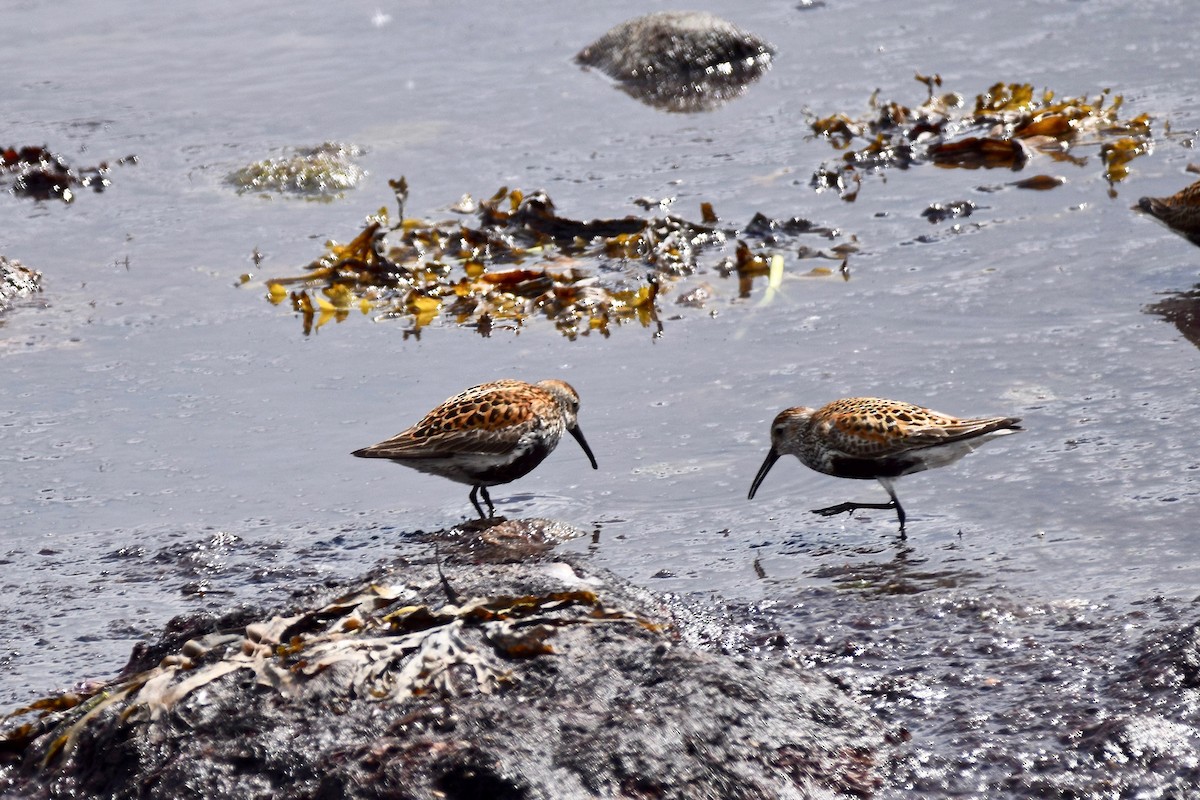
[779,535,987,594]
[1144,285,1200,350]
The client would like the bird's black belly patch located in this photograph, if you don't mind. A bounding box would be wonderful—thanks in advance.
[830,454,918,480]
[474,446,544,483]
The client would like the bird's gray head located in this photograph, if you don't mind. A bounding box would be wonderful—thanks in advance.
[769,406,816,456]
[537,379,598,470]
[749,406,815,500]
[537,379,581,426]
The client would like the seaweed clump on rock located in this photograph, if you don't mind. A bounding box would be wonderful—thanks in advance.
[576,11,775,113]
[0,552,885,799]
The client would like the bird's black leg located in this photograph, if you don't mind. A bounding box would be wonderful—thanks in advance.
[469,485,488,519]
[479,486,495,517]
[812,480,907,536]
[879,479,906,536]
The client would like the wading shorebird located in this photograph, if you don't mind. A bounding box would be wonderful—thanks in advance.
[748,397,1022,533]
[353,379,598,519]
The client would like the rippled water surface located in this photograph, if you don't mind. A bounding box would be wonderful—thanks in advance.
[3,0,1200,795]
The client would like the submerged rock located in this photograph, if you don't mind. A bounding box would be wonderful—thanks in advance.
[0,545,884,799]
[576,11,774,113]
[0,256,41,314]
[227,142,365,198]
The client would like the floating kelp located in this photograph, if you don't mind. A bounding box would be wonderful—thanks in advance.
[810,76,1153,200]
[576,11,774,113]
[1012,175,1066,191]
[261,178,854,337]
[0,255,42,313]
[1,145,136,203]
[227,142,365,198]
[1134,178,1200,247]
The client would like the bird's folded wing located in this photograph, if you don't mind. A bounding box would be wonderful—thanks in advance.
[357,427,522,458]
[823,414,1016,457]
[897,416,1019,449]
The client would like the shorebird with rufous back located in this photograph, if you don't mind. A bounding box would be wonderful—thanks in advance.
[353,379,598,519]
[748,397,1021,534]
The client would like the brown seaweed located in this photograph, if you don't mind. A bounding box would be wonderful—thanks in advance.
[810,77,1154,200]
[259,179,854,338]
[0,582,657,765]
[1,145,136,203]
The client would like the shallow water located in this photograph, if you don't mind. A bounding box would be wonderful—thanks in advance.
[4,0,1200,795]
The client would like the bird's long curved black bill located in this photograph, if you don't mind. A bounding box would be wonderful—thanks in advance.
[569,426,599,470]
[748,448,780,500]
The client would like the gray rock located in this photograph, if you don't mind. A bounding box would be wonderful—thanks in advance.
[1,540,884,799]
[577,12,775,113]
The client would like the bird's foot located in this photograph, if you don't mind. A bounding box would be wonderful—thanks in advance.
[812,500,907,535]
[811,501,897,517]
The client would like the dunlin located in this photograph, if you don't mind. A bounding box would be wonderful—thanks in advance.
[353,379,598,519]
[748,397,1021,532]
[1135,178,1200,246]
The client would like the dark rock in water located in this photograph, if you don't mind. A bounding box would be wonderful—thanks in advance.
[576,11,775,113]
[0,256,41,314]
[921,200,976,224]
[0,549,884,799]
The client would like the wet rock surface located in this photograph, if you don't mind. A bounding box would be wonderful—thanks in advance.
[413,516,591,562]
[0,533,885,800]
[6,516,1200,799]
[766,587,1200,798]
